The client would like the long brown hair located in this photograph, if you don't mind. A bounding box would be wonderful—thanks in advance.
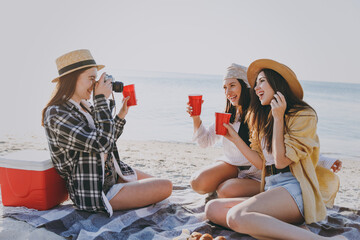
[225,79,250,124]
[41,67,92,126]
[246,69,315,153]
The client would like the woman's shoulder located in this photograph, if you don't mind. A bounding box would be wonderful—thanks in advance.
[287,107,317,119]
[286,107,318,131]
[45,102,73,119]
[45,105,60,116]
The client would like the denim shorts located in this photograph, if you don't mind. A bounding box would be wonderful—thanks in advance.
[264,171,304,217]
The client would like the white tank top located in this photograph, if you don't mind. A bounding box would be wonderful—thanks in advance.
[261,138,275,166]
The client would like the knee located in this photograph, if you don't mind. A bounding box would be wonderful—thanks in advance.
[226,206,251,233]
[216,181,233,198]
[204,199,220,222]
[163,179,173,197]
[157,179,173,198]
[190,173,209,194]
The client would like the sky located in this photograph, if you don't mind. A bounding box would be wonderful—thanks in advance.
[0,0,359,134]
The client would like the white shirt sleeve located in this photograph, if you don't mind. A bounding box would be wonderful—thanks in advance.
[192,122,220,148]
[317,154,337,169]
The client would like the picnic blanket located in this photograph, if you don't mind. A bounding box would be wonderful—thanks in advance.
[2,187,359,240]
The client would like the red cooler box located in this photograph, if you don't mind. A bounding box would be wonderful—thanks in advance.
[0,150,68,210]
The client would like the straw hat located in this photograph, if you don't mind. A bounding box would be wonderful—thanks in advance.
[52,49,104,83]
[247,59,303,99]
[224,63,250,88]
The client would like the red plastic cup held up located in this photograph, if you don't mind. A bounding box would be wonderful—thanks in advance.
[188,95,203,116]
[122,84,137,107]
[215,112,232,135]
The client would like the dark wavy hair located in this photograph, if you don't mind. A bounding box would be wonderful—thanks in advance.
[41,67,92,126]
[246,69,315,153]
[225,79,251,124]
[224,78,251,146]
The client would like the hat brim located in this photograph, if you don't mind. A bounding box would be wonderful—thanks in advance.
[247,59,303,100]
[52,64,105,83]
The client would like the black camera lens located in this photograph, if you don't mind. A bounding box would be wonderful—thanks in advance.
[112,81,124,92]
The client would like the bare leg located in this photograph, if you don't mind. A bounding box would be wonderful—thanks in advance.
[205,198,247,227]
[110,178,172,210]
[226,187,343,240]
[190,161,238,194]
[135,168,153,179]
[112,168,172,210]
[217,178,260,198]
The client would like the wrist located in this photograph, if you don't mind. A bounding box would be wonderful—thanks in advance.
[192,116,201,123]
[118,112,126,119]
[273,116,284,122]
[234,135,242,144]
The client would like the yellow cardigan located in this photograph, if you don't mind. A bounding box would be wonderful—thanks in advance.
[250,108,339,224]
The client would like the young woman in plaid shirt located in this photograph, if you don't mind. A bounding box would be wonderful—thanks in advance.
[42,49,172,216]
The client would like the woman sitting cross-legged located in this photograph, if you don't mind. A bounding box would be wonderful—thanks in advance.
[42,49,172,216]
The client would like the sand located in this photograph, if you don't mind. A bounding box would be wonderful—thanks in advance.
[0,136,359,239]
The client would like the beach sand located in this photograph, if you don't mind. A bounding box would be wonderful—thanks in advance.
[0,137,359,239]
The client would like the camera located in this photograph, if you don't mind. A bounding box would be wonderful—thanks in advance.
[104,74,124,93]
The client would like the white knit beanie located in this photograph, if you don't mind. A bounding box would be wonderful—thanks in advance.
[224,63,250,88]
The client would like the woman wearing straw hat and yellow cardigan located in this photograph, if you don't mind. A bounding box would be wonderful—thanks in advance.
[205,59,344,239]
[42,49,172,216]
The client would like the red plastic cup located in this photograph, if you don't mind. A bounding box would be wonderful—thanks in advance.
[188,95,203,116]
[122,84,137,107]
[215,112,232,135]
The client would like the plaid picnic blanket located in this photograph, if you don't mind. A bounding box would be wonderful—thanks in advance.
[2,187,359,240]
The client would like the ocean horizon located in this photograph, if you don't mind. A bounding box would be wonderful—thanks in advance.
[1,70,359,161]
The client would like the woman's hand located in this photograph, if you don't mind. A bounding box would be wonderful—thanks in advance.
[118,96,130,119]
[331,159,342,173]
[187,102,203,131]
[94,72,112,99]
[271,91,287,120]
[186,100,204,117]
[223,123,240,143]
[186,102,193,116]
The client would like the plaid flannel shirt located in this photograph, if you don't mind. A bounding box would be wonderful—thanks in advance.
[44,94,135,215]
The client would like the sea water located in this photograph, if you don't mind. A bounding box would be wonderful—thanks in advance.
[1,69,359,161]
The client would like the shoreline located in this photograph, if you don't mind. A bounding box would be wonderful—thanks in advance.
[1,131,359,161]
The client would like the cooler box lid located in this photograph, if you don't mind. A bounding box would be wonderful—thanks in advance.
[0,150,53,171]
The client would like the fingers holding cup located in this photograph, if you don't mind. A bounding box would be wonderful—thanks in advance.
[118,96,130,119]
[186,103,193,116]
